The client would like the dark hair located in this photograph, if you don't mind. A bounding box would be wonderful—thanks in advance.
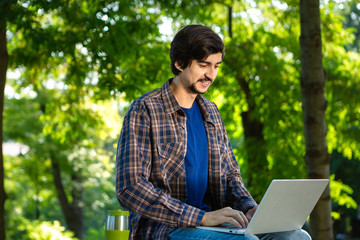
[170,25,225,75]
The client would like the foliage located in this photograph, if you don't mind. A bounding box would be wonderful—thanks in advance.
[330,174,357,220]
[6,212,78,240]
[4,84,121,238]
[26,220,78,240]
[4,153,64,239]
[322,2,360,161]
[340,0,360,51]
[330,151,360,237]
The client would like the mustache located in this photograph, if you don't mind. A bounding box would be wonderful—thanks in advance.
[198,76,213,83]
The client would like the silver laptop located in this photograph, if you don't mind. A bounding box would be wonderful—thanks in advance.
[196,179,329,235]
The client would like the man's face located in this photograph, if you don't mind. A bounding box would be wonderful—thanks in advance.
[176,52,222,95]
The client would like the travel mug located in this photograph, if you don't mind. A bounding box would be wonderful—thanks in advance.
[105,210,129,240]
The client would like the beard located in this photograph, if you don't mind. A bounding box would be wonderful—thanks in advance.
[188,77,213,94]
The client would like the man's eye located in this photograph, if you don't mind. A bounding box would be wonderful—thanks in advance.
[200,64,207,68]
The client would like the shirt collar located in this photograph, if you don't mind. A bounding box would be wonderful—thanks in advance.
[161,79,214,124]
[196,95,213,124]
[161,78,182,114]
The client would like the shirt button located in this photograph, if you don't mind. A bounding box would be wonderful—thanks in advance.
[181,125,185,129]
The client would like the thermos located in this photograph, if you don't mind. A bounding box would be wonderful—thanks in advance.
[105,210,129,240]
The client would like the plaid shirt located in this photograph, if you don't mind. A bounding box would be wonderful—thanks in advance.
[116,79,256,239]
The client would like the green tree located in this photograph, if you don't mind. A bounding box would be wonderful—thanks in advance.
[2,0,166,238]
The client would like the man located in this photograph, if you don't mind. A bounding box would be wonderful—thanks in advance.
[116,25,311,240]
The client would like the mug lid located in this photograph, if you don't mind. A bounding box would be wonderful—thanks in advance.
[107,210,130,216]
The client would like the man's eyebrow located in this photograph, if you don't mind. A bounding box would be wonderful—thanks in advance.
[198,60,223,65]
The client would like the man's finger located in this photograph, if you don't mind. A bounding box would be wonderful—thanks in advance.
[224,209,248,228]
[225,217,242,228]
[235,211,249,228]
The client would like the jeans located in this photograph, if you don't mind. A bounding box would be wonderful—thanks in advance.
[168,228,312,240]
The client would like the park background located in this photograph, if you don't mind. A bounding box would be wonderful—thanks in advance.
[1,0,359,239]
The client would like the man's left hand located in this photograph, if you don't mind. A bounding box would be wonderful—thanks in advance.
[245,205,258,221]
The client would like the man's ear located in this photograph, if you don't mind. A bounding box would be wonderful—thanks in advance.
[175,62,183,72]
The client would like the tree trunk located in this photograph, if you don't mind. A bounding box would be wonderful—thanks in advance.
[299,0,333,239]
[0,16,8,240]
[237,75,269,200]
[50,155,85,239]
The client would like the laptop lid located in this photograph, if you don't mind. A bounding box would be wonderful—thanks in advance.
[196,179,329,235]
[245,179,328,235]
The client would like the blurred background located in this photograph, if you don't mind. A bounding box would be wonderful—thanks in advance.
[1,0,359,239]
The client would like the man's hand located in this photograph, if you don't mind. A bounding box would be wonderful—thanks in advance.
[200,207,249,229]
[245,205,258,221]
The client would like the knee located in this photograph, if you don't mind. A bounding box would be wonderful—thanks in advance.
[272,229,311,240]
[246,235,260,240]
[298,229,312,240]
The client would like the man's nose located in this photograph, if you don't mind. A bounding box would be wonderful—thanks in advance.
[205,67,217,80]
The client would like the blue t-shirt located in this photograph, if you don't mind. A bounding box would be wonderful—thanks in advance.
[181,101,211,211]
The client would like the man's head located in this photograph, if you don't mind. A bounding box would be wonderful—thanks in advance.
[170,25,225,76]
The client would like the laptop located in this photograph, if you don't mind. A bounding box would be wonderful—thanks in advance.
[196,179,329,235]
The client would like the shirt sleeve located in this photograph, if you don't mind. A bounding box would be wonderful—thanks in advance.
[116,104,205,228]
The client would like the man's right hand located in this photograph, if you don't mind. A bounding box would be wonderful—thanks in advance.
[200,207,249,229]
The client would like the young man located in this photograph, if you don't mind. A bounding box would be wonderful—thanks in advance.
[116,25,311,240]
